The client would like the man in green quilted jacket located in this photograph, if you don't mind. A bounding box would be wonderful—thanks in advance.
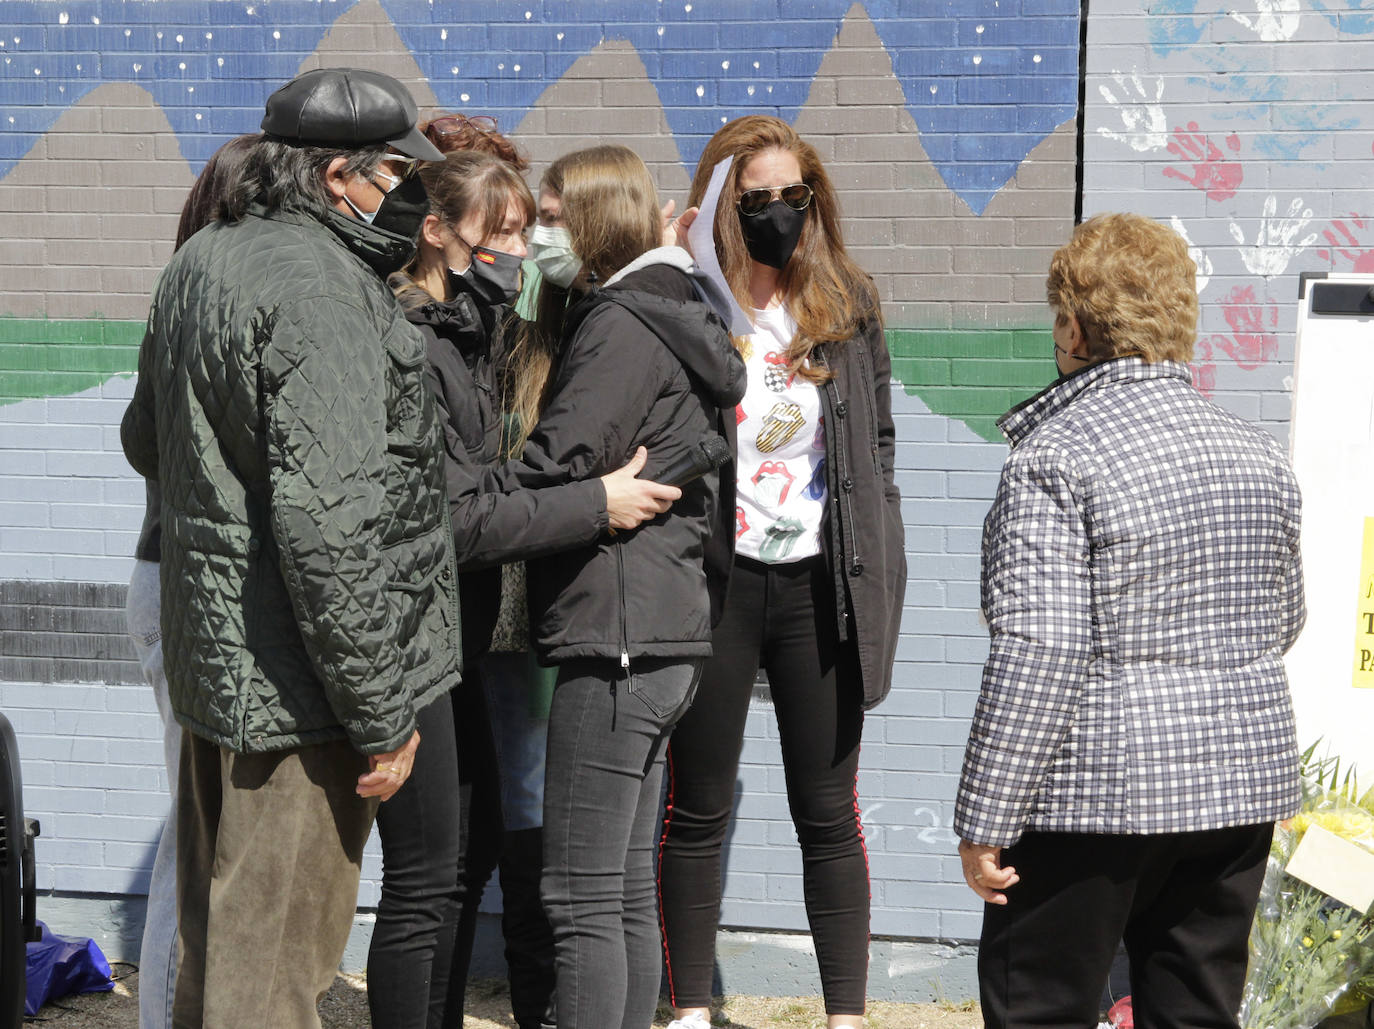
[120,69,459,1029]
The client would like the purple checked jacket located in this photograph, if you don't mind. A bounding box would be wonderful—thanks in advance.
[955,358,1304,848]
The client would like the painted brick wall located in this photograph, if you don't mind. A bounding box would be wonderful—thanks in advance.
[0,0,1359,954]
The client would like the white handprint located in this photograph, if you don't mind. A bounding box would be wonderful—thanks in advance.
[1096,71,1168,153]
[1230,0,1301,42]
[1228,195,1319,277]
[1169,216,1213,295]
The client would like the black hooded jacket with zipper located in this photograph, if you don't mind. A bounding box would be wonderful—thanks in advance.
[481,256,746,666]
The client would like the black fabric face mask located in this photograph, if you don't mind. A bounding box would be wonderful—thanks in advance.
[739,201,806,270]
[454,244,522,306]
[369,173,430,248]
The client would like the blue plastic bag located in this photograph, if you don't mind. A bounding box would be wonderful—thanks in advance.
[25,920,113,1016]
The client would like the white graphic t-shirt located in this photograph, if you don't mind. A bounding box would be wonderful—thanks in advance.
[733,304,827,564]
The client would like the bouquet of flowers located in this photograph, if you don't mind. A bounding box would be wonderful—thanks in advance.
[1241,748,1374,1029]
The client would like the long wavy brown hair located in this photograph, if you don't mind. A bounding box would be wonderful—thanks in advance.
[688,115,880,382]
[503,146,661,452]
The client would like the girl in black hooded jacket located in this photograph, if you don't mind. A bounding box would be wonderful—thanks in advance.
[479,144,745,1029]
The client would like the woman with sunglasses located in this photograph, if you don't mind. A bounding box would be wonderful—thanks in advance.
[369,144,679,1029]
[658,116,907,1029]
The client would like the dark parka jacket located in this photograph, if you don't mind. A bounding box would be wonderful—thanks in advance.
[706,308,907,709]
[409,278,610,661]
[484,253,747,666]
[121,202,461,755]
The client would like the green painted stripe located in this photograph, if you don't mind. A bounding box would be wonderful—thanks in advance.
[0,317,1054,444]
[0,317,142,404]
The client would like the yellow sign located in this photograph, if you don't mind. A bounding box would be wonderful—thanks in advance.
[1355,517,1374,689]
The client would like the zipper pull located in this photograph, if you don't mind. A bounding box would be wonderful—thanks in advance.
[621,651,630,671]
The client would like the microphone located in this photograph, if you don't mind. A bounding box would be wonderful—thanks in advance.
[655,435,732,487]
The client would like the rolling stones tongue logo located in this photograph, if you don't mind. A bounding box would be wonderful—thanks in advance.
[756,400,805,453]
[763,351,793,392]
[735,506,749,540]
[751,460,795,508]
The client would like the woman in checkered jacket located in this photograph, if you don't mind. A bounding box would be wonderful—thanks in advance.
[955,212,1304,1029]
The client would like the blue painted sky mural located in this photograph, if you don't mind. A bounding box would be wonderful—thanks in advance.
[0,0,1080,214]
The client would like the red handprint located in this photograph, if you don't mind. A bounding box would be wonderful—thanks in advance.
[1162,123,1243,201]
[1207,285,1278,371]
[1318,215,1374,273]
[1190,337,1217,397]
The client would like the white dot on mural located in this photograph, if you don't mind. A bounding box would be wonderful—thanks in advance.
[188,86,194,93]
[513,64,521,71]
[92,17,99,25]
[930,84,938,94]
[206,32,213,40]
[176,34,184,43]
[179,62,186,70]
[450,66,459,74]
[441,29,447,40]
[684,3,692,11]
[976,24,984,33]
[557,32,564,40]
[973,54,982,65]
[196,112,203,120]
[525,10,532,18]
[766,85,772,93]
[720,116,727,123]
[75,63,81,71]
[747,85,755,95]
[721,60,729,70]
[58,12,69,25]
[124,29,130,37]
[33,68,40,75]
[657,26,665,36]
[6,117,12,124]
[132,63,141,72]
[695,84,704,98]
[498,62,505,70]
[460,93,470,102]
[273,30,281,40]
[217,57,224,67]
[156,31,163,40]
[246,6,256,15]
[753,61,759,69]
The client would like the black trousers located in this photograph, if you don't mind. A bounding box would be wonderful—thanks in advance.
[657,555,869,1015]
[978,824,1274,1029]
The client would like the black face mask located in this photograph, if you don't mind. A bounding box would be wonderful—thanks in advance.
[739,201,806,270]
[454,244,523,306]
[367,173,430,249]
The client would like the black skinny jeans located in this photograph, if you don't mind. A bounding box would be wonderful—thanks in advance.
[657,555,869,1015]
[368,678,504,1029]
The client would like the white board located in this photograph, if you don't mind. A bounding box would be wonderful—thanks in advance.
[1285,273,1374,786]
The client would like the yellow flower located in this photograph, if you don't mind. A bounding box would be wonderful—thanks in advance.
[1303,936,1314,948]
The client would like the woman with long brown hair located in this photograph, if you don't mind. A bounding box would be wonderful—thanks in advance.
[657,116,907,1029]
[485,143,744,1029]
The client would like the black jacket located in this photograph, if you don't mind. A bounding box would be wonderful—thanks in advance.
[707,309,907,710]
[413,278,608,663]
[486,256,747,666]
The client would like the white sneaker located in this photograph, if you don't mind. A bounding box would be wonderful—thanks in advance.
[666,1014,711,1029]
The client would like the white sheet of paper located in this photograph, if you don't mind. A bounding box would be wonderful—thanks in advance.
[1285,822,1374,914]
[688,155,753,336]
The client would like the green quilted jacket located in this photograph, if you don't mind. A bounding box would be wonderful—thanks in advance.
[121,202,461,755]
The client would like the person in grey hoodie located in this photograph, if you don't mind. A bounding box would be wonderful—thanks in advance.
[477,144,745,1029]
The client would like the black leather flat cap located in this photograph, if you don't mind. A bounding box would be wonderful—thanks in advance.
[261,67,444,161]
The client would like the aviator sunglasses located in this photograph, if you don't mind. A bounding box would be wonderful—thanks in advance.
[736,182,813,218]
